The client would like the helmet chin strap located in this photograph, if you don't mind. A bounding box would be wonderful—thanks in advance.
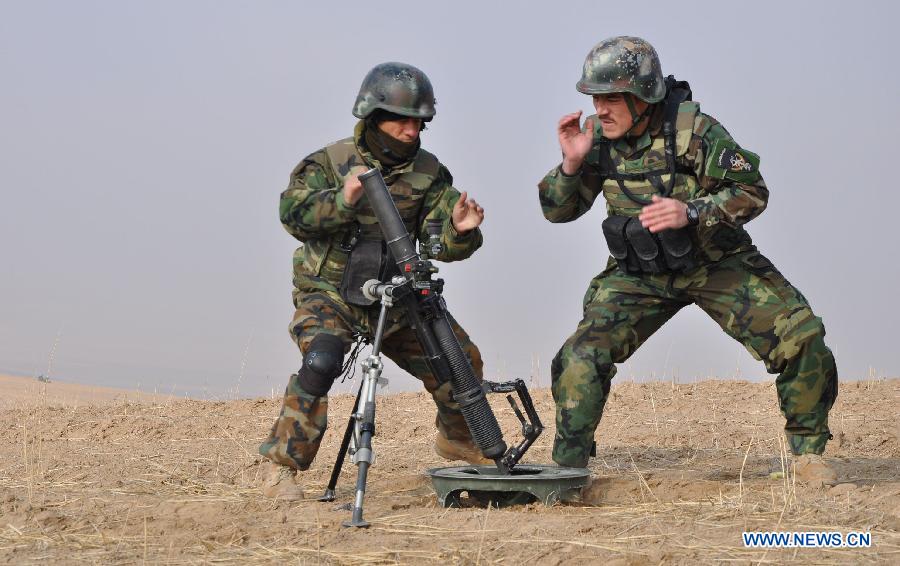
[622,94,654,138]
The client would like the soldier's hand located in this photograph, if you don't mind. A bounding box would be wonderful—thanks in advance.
[558,111,593,175]
[639,195,689,233]
[451,191,484,234]
[342,167,367,206]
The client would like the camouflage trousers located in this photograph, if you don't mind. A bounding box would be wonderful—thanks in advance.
[551,249,838,467]
[259,288,484,471]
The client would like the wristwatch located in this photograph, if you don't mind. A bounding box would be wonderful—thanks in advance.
[685,202,700,226]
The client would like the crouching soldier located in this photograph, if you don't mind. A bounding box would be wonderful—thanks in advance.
[539,37,838,485]
[260,62,489,499]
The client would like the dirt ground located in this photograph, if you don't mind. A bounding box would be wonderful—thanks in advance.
[1,373,899,564]
[0,374,169,409]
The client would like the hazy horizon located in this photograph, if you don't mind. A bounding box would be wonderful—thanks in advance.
[2,1,898,398]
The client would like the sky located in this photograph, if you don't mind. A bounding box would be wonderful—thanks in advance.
[1,1,898,398]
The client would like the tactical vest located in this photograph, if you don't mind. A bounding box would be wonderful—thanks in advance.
[590,99,702,217]
[295,137,441,293]
[588,88,751,266]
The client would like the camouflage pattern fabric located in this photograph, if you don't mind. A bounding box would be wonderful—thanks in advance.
[550,251,837,466]
[540,100,837,467]
[259,288,484,470]
[352,62,436,120]
[281,120,482,298]
[540,102,769,263]
[262,121,486,470]
[576,36,666,103]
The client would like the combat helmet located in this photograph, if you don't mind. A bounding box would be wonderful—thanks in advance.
[352,62,436,121]
[576,36,665,104]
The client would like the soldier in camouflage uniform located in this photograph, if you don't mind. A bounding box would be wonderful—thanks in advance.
[260,62,489,499]
[539,37,838,483]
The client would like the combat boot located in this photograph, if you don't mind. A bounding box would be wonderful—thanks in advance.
[260,461,305,500]
[434,434,493,465]
[793,454,837,487]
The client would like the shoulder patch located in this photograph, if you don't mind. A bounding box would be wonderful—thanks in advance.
[705,138,760,183]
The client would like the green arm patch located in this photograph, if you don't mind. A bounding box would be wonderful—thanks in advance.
[705,138,761,184]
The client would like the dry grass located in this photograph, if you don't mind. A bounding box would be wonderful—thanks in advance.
[1,375,899,564]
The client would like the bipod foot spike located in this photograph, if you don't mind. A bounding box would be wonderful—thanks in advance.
[341,507,370,528]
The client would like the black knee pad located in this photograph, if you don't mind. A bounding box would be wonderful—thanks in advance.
[298,334,345,397]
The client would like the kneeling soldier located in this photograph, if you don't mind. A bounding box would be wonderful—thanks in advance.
[261,62,488,499]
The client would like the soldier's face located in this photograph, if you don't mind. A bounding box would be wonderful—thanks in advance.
[377,117,422,143]
[592,93,648,139]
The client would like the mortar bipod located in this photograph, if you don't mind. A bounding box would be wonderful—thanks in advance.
[318,276,407,528]
[480,379,544,471]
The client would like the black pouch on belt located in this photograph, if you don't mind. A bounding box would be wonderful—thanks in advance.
[602,215,640,273]
[625,217,667,274]
[657,227,697,272]
[339,239,384,306]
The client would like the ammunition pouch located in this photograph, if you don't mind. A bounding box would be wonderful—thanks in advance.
[601,215,639,273]
[602,215,697,275]
[657,227,696,272]
[625,217,668,274]
[339,238,397,306]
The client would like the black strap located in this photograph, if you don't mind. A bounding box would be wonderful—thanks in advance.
[589,77,692,206]
[414,186,431,243]
[615,178,651,206]
[339,222,362,252]
[591,163,692,180]
[659,75,692,200]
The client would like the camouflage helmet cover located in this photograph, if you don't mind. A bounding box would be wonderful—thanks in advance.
[352,62,436,121]
[576,36,665,104]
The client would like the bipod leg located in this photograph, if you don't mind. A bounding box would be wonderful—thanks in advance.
[342,351,381,528]
[318,380,364,502]
[341,293,391,528]
[343,431,373,528]
[342,360,379,528]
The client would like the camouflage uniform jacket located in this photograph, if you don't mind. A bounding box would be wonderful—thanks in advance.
[281,121,483,298]
[539,101,769,263]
